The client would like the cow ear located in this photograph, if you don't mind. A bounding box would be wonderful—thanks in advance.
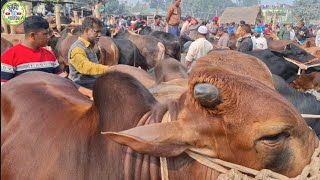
[102,121,192,157]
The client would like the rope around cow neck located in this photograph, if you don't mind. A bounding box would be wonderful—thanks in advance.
[160,111,320,180]
[282,57,320,75]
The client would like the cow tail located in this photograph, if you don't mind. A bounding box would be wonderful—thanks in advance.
[157,42,165,63]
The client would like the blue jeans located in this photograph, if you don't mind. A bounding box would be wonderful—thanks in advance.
[168,26,180,37]
[183,41,192,53]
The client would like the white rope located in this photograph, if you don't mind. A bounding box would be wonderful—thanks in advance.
[301,114,320,119]
[283,57,320,75]
[160,112,170,180]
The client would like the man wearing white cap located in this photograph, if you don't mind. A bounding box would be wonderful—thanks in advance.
[185,26,213,72]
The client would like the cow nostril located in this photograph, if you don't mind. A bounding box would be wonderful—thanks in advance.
[194,83,221,108]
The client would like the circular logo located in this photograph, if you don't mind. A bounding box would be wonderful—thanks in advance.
[1,1,26,26]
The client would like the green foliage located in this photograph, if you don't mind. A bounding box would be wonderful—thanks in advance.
[131,1,145,12]
[292,0,320,22]
[105,0,129,15]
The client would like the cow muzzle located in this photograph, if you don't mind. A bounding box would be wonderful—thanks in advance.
[194,83,221,108]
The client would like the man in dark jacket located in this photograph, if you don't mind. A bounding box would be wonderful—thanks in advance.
[295,21,311,44]
[235,24,253,53]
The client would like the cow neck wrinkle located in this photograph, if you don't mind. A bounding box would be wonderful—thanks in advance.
[124,111,160,180]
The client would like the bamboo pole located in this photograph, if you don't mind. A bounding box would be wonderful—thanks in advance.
[95,5,100,19]
[10,25,16,34]
[55,4,61,32]
[73,11,79,25]
[25,5,31,17]
[1,18,9,34]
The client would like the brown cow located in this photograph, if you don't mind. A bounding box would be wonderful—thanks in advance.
[1,33,25,46]
[2,50,318,179]
[114,30,165,69]
[154,56,188,85]
[97,36,120,66]
[267,38,316,51]
[1,37,13,55]
[12,23,24,34]
[108,64,155,88]
[290,72,320,91]
[56,34,119,72]
[149,56,188,102]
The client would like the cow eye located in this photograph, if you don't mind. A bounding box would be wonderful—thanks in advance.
[258,132,290,145]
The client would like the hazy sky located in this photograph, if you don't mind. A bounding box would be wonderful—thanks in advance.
[260,0,293,5]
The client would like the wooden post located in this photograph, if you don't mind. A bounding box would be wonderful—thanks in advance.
[63,4,66,16]
[95,5,100,19]
[79,18,83,25]
[10,25,16,34]
[55,4,61,32]
[25,5,31,17]
[73,11,79,25]
[1,18,8,34]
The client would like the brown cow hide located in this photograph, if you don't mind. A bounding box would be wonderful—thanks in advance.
[290,72,320,91]
[1,33,25,46]
[97,36,119,66]
[117,31,166,68]
[56,35,119,72]
[267,39,299,50]
[303,46,320,59]
[1,37,13,55]
[154,56,188,85]
[12,24,24,34]
[2,50,318,179]
[108,65,155,88]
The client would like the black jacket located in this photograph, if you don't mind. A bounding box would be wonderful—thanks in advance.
[295,27,311,41]
[237,36,253,53]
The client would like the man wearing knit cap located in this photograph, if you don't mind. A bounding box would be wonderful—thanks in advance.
[185,26,213,73]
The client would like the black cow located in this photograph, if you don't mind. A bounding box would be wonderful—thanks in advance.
[112,39,148,71]
[247,43,320,82]
[272,74,320,137]
[132,25,182,61]
[133,22,153,35]
[149,31,181,61]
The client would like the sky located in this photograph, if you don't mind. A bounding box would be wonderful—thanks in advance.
[260,0,293,5]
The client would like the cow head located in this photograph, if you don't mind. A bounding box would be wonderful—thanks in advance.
[273,43,318,63]
[272,43,320,72]
[104,53,318,177]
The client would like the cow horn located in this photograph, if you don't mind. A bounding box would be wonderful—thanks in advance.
[194,83,221,108]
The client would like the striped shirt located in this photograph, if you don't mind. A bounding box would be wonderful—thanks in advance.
[1,44,63,86]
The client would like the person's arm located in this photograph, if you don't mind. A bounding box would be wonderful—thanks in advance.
[184,43,196,68]
[166,6,174,23]
[220,35,229,48]
[304,28,312,38]
[70,47,108,75]
[190,18,202,30]
[1,51,15,86]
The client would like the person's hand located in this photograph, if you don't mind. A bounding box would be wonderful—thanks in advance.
[52,31,61,37]
[299,31,305,36]
[78,86,93,100]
